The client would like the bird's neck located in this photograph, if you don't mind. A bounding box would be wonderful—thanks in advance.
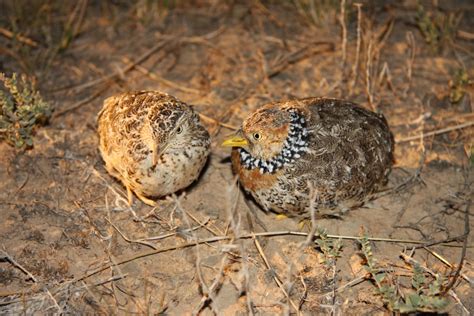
[239,109,309,174]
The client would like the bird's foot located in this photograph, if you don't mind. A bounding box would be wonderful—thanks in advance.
[126,186,157,206]
[298,218,311,231]
[127,186,134,206]
[137,193,157,206]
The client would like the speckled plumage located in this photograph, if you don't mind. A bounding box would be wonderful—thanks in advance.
[228,98,394,217]
[97,91,210,205]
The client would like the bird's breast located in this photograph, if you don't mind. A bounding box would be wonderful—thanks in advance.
[231,149,279,192]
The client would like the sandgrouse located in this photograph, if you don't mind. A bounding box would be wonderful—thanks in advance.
[98,91,210,206]
[223,97,394,217]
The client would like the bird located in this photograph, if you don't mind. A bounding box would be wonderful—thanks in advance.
[97,91,210,206]
[222,97,394,218]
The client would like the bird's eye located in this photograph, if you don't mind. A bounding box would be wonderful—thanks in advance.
[176,126,183,134]
[253,132,261,140]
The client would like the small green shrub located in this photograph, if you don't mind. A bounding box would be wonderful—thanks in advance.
[315,227,342,265]
[416,5,461,53]
[0,73,52,149]
[359,235,449,313]
[449,68,470,103]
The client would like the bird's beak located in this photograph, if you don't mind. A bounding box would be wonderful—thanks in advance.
[152,143,169,167]
[152,146,159,167]
[222,135,248,148]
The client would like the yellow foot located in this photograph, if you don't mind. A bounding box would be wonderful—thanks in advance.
[136,193,157,206]
[275,214,288,220]
[126,186,133,206]
[126,185,157,206]
[298,219,311,231]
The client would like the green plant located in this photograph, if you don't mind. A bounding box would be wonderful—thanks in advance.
[3,1,87,73]
[449,68,471,103]
[358,235,449,313]
[359,235,399,310]
[315,227,342,265]
[0,73,52,149]
[416,4,461,52]
[397,264,448,313]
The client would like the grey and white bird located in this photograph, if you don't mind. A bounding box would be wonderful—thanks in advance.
[223,97,394,217]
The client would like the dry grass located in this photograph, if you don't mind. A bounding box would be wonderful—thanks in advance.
[0,0,473,314]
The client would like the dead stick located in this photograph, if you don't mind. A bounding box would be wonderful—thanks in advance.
[339,0,347,70]
[0,249,38,282]
[349,3,363,93]
[442,199,470,295]
[253,235,300,314]
[122,57,202,95]
[400,252,470,315]
[0,27,38,47]
[69,38,173,93]
[53,84,109,117]
[56,230,472,286]
[198,112,238,130]
[396,121,474,143]
[424,247,472,285]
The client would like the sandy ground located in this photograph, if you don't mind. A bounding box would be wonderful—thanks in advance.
[0,1,473,314]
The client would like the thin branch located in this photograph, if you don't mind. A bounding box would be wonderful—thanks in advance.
[400,252,470,315]
[442,199,470,295]
[396,121,474,143]
[423,247,472,285]
[267,41,334,78]
[121,57,202,95]
[192,254,228,315]
[198,112,239,131]
[365,38,375,111]
[40,231,470,293]
[107,218,158,250]
[253,235,300,315]
[52,84,109,117]
[339,0,347,70]
[0,248,38,282]
[68,38,174,93]
[349,3,363,93]
[0,27,38,47]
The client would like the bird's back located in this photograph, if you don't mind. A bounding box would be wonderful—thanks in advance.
[290,98,394,211]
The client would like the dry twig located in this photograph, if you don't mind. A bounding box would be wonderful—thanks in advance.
[400,252,470,315]
[253,236,300,315]
[349,3,363,93]
[0,27,38,47]
[0,248,38,282]
[441,199,470,295]
[267,41,334,78]
[339,0,347,70]
[121,57,201,95]
[365,38,375,111]
[395,121,474,143]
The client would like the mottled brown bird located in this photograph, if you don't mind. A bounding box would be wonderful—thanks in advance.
[98,91,210,206]
[223,98,394,217]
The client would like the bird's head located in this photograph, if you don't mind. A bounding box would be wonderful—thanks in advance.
[143,98,209,166]
[223,103,309,174]
[223,106,291,160]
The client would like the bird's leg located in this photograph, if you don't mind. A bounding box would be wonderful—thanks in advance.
[136,193,157,206]
[126,186,156,207]
[243,194,268,232]
[127,186,134,206]
[298,218,312,231]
